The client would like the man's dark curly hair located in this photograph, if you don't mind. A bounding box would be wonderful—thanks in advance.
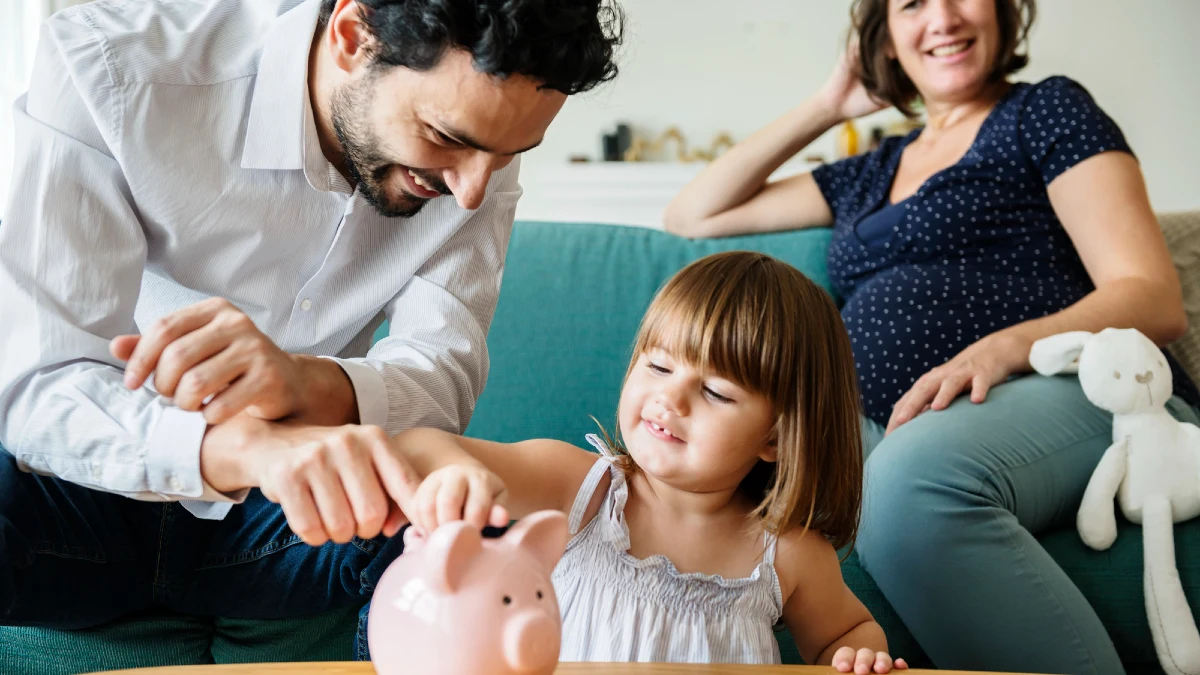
[318,0,623,95]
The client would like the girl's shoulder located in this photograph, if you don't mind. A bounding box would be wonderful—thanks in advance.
[772,525,841,601]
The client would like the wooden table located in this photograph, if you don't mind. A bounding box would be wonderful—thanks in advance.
[95,663,1017,675]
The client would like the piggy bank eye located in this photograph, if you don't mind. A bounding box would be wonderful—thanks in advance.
[536,590,544,600]
[503,595,512,605]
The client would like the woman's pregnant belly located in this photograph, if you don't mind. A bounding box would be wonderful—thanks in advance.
[840,263,1090,425]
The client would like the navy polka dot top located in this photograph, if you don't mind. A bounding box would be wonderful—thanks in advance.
[813,76,1199,425]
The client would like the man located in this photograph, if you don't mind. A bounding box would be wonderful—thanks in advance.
[0,0,621,655]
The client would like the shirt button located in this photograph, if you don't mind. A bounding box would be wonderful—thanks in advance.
[169,475,183,492]
[300,298,313,312]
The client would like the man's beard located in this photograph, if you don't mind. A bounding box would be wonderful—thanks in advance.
[330,75,450,218]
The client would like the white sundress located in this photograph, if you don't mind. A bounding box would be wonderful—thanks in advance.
[551,434,785,664]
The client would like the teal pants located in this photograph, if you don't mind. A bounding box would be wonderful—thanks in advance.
[857,374,1200,675]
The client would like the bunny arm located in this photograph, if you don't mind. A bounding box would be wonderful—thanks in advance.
[1142,495,1200,675]
[1077,437,1127,551]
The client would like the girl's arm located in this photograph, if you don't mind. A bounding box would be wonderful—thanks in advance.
[392,428,599,524]
[777,530,904,672]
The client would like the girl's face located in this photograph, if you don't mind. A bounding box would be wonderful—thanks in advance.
[887,0,1000,106]
[617,347,777,493]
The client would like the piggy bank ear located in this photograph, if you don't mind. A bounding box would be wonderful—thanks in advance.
[423,521,483,593]
[1030,331,1094,376]
[503,510,569,574]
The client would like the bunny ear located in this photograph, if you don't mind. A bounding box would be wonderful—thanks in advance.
[1030,331,1095,375]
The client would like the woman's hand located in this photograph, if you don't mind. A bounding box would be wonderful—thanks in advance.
[832,646,908,674]
[886,332,1033,434]
[817,42,889,122]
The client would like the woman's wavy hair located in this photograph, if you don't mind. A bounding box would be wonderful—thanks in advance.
[850,0,1036,116]
[318,0,623,95]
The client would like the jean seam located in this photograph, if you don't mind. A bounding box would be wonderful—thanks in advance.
[151,504,172,595]
[356,611,371,661]
[31,543,106,562]
[194,534,304,570]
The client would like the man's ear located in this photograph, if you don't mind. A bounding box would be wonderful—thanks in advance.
[326,0,373,74]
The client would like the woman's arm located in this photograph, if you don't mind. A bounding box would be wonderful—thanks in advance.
[393,428,599,522]
[887,151,1187,433]
[1018,151,1186,346]
[662,98,839,238]
[663,51,886,239]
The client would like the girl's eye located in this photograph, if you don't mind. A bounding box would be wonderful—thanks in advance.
[647,362,670,374]
[704,386,734,404]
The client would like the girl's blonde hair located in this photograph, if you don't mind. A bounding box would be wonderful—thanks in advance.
[602,251,863,550]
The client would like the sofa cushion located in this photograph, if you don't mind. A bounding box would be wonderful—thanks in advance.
[0,605,361,674]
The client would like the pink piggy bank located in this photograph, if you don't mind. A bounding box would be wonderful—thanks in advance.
[368,510,569,675]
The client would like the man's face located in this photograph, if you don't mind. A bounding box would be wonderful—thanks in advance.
[331,49,566,218]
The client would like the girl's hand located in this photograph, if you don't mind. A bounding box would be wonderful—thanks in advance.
[817,42,888,122]
[833,646,908,674]
[886,332,1033,434]
[409,464,510,535]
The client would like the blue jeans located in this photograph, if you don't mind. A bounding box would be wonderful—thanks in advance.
[0,451,406,659]
[857,374,1200,675]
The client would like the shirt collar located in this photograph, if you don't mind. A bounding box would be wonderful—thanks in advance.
[240,0,323,172]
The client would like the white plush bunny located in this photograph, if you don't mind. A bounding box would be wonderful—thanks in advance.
[1031,328,1200,675]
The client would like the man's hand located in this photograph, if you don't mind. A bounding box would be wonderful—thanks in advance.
[203,417,420,546]
[111,298,355,425]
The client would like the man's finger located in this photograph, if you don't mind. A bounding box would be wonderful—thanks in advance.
[152,324,230,397]
[123,304,219,389]
[308,462,357,545]
[201,372,262,424]
[174,348,251,412]
[110,334,140,361]
[373,440,422,518]
[278,483,327,547]
[335,449,390,540]
[382,500,408,538]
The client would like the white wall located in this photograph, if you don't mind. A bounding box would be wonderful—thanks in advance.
[520,0,1200,213]
[3,1,1198,217]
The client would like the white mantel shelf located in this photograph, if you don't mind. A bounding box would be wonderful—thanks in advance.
[513,160,816,230]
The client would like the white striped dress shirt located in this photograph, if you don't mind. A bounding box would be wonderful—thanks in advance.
[0,0,521,519]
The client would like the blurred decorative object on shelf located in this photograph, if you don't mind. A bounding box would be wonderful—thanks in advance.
[835,120,859,158]
[622,126,735,163]
[601,122,633,161]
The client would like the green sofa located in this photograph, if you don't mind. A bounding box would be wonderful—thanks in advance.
[4,220,1197,674]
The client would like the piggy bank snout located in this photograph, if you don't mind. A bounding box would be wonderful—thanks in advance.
[503,609,560,673]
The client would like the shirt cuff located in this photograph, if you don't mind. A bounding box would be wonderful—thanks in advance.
[323,356,389,428]
[145,406,250,520]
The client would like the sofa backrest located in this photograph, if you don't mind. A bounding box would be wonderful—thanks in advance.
[461,212,1200,443]
[1161,211,1200,384]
